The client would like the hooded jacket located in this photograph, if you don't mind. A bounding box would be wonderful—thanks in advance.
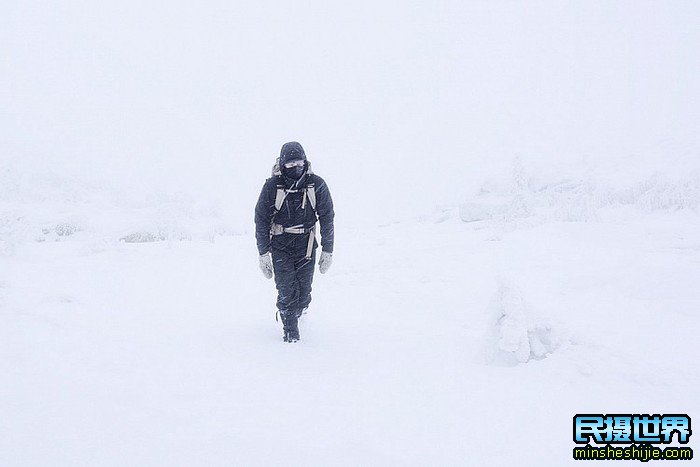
[254,154,334,256]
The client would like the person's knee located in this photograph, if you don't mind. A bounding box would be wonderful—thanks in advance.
[298,291,312,307]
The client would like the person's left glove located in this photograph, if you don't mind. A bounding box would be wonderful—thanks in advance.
[318,251,333,274]
[259,253,273,279]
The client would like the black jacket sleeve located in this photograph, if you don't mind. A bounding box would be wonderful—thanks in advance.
[254,179,275,255]
[314,176,335,253]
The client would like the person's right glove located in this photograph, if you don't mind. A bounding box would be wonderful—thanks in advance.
[318,251,333,274]
[259,253,273,279]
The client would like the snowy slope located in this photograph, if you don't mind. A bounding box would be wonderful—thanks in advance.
[1,167,698,466]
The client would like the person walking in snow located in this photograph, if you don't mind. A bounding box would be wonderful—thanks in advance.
[255,142,335,342]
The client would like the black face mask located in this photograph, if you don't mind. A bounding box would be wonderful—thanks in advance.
[283,165,305,180]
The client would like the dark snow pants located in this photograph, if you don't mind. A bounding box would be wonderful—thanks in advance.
[271,232,317,317]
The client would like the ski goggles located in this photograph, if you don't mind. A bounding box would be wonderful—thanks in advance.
[283,159,305,169]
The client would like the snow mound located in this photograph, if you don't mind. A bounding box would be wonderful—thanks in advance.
[459,202,508,223]
[481,277,565,366]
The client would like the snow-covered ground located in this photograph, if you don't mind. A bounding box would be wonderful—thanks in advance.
[3,2,699,463]
[1,166,698,465]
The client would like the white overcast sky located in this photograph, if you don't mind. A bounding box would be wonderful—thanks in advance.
[2,1,698,222]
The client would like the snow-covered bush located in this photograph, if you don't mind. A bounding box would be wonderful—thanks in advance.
[0,164,241,252]
[460,160,699,227]
[481,277,565,366]
[54,222,79,237]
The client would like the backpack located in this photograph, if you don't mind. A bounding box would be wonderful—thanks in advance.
[269,158,318,260]
[271,158,317,214]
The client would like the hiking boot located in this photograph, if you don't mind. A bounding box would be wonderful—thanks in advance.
[281,310,300,343]
[286,314,299,342]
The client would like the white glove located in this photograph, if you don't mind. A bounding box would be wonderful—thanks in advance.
[259,253,273,279]
[318,251,333,274]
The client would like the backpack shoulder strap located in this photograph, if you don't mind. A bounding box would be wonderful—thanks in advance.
[274,181,316,213]
[274,186,287,211]
[306,183,316,211]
